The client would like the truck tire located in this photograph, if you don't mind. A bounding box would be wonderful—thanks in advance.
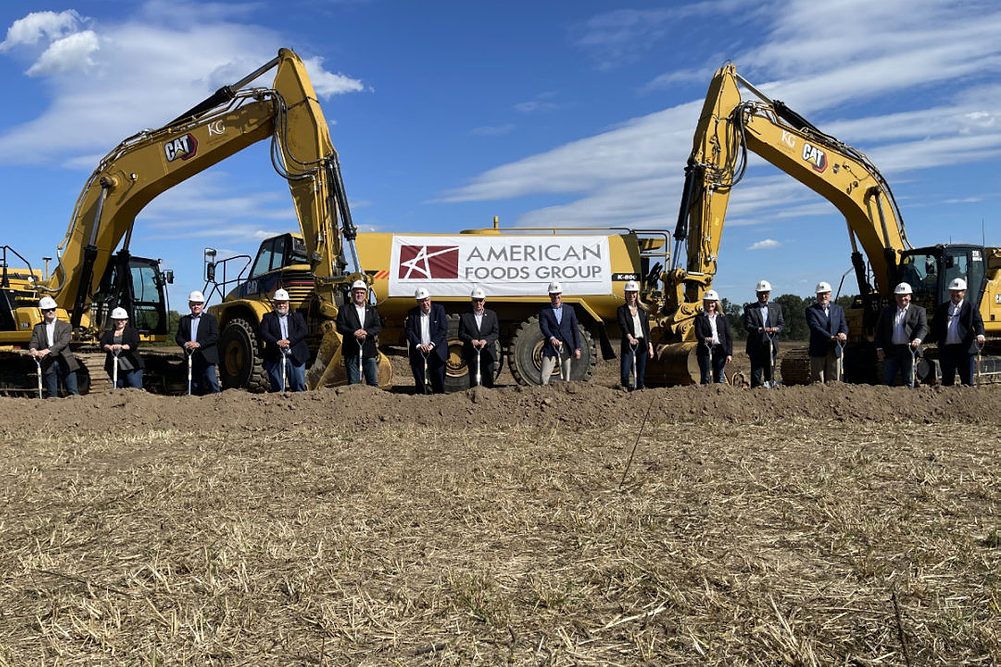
[443,313,502,392]
[507,315,596,386]
[219,317,269,392]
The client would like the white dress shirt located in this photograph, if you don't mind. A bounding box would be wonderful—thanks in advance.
[759,303,769,327]
[45,321,56,348]
[707,312,720,345]
[419,312,432,346]
[354,304,367,328]
[946,300,964,345]
[891,307,909,345]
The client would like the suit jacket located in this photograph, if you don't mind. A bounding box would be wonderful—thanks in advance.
[99,326,144,375]
[28,319,81,373]
[742,301,785,354]
[616,304,651,351]
[805,303,849,357]
[693,312,733,358]
[874,304,928,351]
[335,302,383,359]
[539,304,582,359]
[458,309,500,361]
[406,303,448,361]
[261,310,310,365]
[932,300,985,353]
[175,312,220,365]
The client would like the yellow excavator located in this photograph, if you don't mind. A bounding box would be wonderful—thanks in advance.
[648,63,1001,385]
[1,48,384,393]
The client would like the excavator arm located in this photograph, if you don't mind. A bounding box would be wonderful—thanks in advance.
[662,63,911,342]
[46,48,358,329]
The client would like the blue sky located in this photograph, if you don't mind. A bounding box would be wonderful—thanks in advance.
[1,0,999,309]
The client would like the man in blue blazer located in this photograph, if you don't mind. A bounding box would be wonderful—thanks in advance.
[932,277,986,386]
[260,289,309,391]
[742,279,785,388]
[335,280,383,386]
[175,290,220,394]
[539,281,582,384]
[406,288,448,394]
[805,281,848,383]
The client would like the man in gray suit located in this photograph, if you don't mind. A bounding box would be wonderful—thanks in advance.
[458,286,500,388]
[742,279,785,388]
[875,282,928,387]
[28,296,80,397]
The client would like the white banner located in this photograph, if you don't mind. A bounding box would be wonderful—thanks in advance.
[388,235,612,297]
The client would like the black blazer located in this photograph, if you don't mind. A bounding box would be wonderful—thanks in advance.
[335,303,383,359]
[742,301,785,354]
[874,304,928,350]
[539,304,582,358]
[99,326,144,375]
[616,304,651,349]
[932,300,985,353]
[694,312,733,358]
[458,309,500,361]
[261,310,310,365]
[29,319,81,373]
[805,303,849,357]
[175,312,220,365]
[406,303,448,361]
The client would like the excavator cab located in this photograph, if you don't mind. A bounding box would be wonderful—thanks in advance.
[902,245,986,313]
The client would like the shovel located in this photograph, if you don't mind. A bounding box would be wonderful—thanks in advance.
[474,347,482,387]
[421,349,431,394]
[357,338,364,385]
[766,332,776,388]
[35,357,43,399]
[281,347,289,392]
[835,340,845,383]
[705,340,713,384]
[112,349,120,389]
[909,346,919,388]
[976,339,985,386]
[186,350,193,396]
[629,341,638,389]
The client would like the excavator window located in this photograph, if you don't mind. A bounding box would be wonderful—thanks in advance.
[250,236,286,279]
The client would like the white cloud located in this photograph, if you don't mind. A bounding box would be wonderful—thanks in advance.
[514,92,558,114]
[747,239,780,250]
[26,31,99,76]
[301,56,366,98]
[0,10,82,51]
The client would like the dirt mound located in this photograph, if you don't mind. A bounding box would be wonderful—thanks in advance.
[6,381,999,436]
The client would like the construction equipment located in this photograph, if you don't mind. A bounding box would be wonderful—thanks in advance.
[183,49,391,391]
[649,63,1001,384]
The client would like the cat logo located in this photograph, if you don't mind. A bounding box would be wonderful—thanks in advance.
[164,133,198,162]
[802,143,827,173]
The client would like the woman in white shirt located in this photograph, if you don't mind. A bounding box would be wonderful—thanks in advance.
[694,290,733,384]
[615,281,654,390]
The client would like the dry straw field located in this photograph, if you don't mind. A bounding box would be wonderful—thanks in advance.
[1,374,999,665]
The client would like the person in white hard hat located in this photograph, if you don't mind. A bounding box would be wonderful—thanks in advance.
[406,287,447,393]
[100,307,144,388]
[175,290,220,394]
[260,288,309,391]
[458,286,499,388]
[615,280,654,390]
[805,281,848,383]
[335,279,384,386]
[874,282,928,387]
[28,296,80,397]
[539,281,582,385]
[694,289,732,384]
[931,276,985,386]
[741,279,785,387]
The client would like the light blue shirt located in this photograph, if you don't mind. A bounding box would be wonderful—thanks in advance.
[190,316,200,341]
[553,306,563,325]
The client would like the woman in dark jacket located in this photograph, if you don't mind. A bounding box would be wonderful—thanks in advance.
[100,307,144,389]
[694,290,732,384]
[616,281,654,390]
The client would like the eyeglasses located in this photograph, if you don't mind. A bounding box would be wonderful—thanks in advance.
[41,308,56,313]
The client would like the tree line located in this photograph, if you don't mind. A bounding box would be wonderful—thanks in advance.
[720,295,854,342]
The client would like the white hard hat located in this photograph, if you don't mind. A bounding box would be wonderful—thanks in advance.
[815,281,832,294]
[948,277,967,291]
[703,289,719,301]
[350,279,368,291]
[414,287,430,300]
[547,281,563,294]
[110,307,129,320]
[755,279,772,292]
[624,280,639,292]
[470,286,486,300]
[188,290,205,303]
[273,288,290,301]
[894,282,912,295]
[38,296,57,310]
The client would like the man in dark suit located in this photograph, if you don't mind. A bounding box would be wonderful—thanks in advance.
[458,286,500,388]
[875,282,928,387]
[539,281,582,384]
[28,296,80,397]
[406,288,447,394]
[931,277,986,386]
[335,279,383,386]
[175,290,220,394]
[805,281,849,383]
[260,288,309,392]
[742,279,785,388]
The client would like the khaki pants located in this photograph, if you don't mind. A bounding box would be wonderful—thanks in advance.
[810,351,842,383]
[540,355,572,384]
